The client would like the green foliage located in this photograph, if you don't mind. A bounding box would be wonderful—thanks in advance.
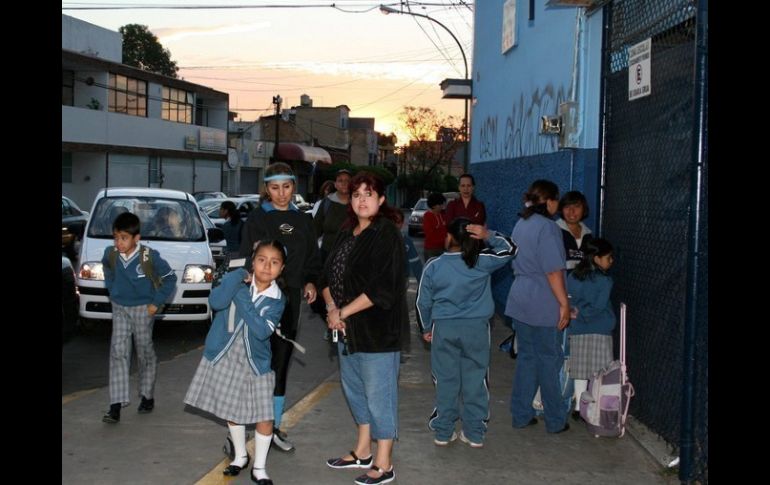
[119,24,179,77]
[316,162,395,187]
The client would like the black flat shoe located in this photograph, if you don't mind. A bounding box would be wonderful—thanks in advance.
[250,468,273,484]
[102,403,121,423]
[223,454,250,476]
[571,410,581,421]
[137,396,154,414]
[527,417,538,426]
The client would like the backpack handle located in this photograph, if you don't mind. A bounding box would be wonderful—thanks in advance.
[620,302,627,385]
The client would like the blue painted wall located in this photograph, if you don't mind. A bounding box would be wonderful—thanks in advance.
[469,1,604,233]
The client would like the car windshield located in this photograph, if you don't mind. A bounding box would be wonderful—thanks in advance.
[88,197,206,242]
[413,199,428,211]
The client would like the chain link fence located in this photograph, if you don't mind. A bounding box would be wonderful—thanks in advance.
[600,0,706,482]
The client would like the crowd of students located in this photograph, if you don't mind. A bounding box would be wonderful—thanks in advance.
[98,169,616,485]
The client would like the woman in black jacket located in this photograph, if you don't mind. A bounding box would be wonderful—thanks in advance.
[320,172,406,485]
[238,162,322,453]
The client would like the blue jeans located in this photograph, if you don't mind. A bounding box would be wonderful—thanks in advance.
[509,320,568,433]
[338,343,400,440]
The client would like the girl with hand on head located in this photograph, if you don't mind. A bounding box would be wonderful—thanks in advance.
[185,240,287,485]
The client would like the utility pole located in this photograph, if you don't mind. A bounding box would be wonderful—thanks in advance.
[271,94,282,163]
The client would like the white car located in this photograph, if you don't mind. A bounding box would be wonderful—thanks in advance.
[76,187,224,322]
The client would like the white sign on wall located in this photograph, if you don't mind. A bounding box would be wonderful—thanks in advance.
[502,0,517,54]
[628,38,652,101]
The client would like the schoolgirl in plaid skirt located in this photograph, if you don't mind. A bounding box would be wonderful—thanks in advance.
[185,240,287,485]
[566,238,616,419]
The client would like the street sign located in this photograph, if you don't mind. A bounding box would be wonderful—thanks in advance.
[628,38,651,101]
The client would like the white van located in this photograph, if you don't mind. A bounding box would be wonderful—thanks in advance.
[77,187,224,322]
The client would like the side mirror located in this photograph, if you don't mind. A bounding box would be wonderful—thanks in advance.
[208,227,225,243]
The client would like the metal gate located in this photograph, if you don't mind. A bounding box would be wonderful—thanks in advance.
[599,1,707,483]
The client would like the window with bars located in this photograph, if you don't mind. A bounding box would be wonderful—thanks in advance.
[108,73,147,117]
[62,70,74,106]
[162,86,194,124]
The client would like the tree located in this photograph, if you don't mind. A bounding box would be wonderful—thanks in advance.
[398,106,464,203]
[119,24,179,78]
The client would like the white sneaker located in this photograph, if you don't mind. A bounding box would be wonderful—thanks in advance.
[433,431,458,446]
[459,430,484,448]
[271,427,295,452]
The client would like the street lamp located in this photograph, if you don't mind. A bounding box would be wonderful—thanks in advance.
[379,4,470,172]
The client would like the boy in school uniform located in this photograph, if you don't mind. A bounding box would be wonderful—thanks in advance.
[99,212,177,423]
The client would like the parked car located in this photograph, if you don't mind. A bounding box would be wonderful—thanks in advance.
[199,196,260,226]
[293,194,312,212]
[234,193,311,212]
[199,209,227,268]
[62,255,79,344]
[193,191,227,202]
[62,196,89,259]
[76,188,224,323]
[408,198,429,236]
[407,192,459,236]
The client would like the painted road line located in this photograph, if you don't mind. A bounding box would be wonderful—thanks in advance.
[195,381,339,485]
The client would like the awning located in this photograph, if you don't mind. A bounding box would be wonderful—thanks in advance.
[277,143,332,164]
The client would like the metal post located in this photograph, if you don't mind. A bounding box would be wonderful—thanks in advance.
[272,95,282,163]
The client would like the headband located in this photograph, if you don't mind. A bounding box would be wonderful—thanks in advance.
[264,174,296,182]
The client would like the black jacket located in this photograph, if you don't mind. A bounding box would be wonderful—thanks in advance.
[239,204,321,289]
[319,217,406,354]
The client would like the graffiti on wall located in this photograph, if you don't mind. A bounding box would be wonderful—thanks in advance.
[478,84,567,161]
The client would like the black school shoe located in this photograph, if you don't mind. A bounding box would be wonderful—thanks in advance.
[102,403,121,423]
[354,466,395,485]
[137,396,155,414]
[327,451,373,469]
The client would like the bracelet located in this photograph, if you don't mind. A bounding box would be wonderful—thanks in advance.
[326,302,336,310]
[338,308,345,320]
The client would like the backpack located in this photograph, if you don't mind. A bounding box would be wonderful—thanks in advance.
[107,245,162,289]
[579,302,635,437]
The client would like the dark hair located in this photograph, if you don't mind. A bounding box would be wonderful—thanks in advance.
[251,239,288,288]
[459,173,475,186]
[572,238,613,280]
[261,162,295,202]
[558,191,589,219]
[427,192,446,209]
[220,200,239,223]
[336,169,353,178]
[319,180,335,197]
[345,172,400,227]
[447,217,483,268]
[520,179,560,219]
[113,212,140,236]
[393,210,404,225]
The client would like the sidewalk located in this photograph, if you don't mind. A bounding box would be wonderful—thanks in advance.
[62,283,671,484]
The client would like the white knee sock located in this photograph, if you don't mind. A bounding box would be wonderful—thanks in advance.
[227,423,248,466]
[573,379,588,411]
[253,431,273,480]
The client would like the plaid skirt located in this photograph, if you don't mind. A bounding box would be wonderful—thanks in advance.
[184,335,275,424]
[568,334,614,380]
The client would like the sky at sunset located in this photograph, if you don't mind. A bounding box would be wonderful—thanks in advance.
[61,1,474,145]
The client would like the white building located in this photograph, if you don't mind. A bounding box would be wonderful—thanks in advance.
[62,15,229,209]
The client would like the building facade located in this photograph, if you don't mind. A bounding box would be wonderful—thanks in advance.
[470,2,707,481]
[62,15,229,210]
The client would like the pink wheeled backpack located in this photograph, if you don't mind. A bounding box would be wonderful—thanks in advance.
[579,302,635,437]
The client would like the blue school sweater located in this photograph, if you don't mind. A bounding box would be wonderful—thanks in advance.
[416,234,516,333]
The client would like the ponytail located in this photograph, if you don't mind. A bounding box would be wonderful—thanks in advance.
[447,217,482,268]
